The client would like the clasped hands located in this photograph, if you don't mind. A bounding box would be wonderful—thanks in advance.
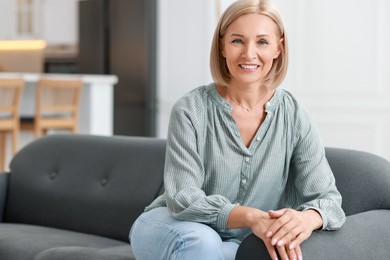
[252,208,323,260]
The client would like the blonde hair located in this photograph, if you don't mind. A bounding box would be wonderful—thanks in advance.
[210,0,288,89]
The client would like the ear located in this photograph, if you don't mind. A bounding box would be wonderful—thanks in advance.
[274,37,283,59]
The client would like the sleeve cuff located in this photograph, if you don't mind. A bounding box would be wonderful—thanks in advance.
[216,203,237,231]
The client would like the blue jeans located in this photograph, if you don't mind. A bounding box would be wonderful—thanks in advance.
[129,207,239,260]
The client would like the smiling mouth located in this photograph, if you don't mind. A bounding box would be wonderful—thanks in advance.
[239,64,259,69]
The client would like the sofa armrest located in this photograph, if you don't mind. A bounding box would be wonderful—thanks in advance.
[235,210,390,259]
[325,148,390,216]
[0,173,9,222]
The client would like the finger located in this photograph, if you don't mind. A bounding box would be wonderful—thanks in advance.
[275,225,302,247]
[268,208,287,219]
[276,244,289,260]
[271,220,297,246]
[286,244,298,260]
[264,240,279,260]
[266,211,292,239]
[289,232,311,250]
[295,245,303,260]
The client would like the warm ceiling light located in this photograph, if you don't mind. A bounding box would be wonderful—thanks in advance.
[0,40,47,50]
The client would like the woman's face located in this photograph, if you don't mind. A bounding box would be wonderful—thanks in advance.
[222,13,281,87]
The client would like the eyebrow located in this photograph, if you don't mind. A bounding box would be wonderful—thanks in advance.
[229,33,270,38]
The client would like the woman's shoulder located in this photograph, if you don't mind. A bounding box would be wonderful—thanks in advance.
[278,88,300,108]
[172,83,215,112]
[168,84,215,132]
[276,88,312,121]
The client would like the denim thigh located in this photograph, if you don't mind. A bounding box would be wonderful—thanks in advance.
[129,207,239,260]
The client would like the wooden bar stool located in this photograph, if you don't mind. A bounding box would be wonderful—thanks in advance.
[25,78,83,138]
[0,78,24,172]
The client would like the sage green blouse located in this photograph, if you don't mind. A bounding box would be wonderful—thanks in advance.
[146,83,345,242]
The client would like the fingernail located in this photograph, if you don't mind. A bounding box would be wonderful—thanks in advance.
[289,243,294,250]
[271,238,278,245]
[277,240,284,246]
[266,231,272,237]
[298,256,303,260]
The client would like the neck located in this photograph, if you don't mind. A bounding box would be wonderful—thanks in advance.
[223,84,269,110]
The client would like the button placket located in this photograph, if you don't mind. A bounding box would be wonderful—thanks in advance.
[236,154,252,204]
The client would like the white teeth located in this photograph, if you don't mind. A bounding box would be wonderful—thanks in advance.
[240,64,258,69]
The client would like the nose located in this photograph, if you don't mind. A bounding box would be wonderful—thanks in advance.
[243,42,257,60]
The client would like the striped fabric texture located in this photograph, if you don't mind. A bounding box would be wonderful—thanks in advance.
[146,83,346,242]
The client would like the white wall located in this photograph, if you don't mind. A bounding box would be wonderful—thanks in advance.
[273,0,390,160]
[156,0,390,161]
[156,0,219,137]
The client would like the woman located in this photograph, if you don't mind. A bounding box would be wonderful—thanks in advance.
[130,0,345,259]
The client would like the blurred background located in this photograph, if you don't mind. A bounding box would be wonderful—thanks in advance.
[0,0,389,161]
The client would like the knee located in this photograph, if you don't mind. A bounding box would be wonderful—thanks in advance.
[130,208,225,259]
[177,225,224,255]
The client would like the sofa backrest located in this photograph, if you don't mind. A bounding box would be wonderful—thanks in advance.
[5,135,390,242]
[325,147,390,216]
[4,134,166,242]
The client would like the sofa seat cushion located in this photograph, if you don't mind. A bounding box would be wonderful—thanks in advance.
[0,223,133,260]
[35,245,134,260]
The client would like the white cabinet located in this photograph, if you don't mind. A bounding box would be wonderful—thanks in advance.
[0,0,78,44]
[41,0,78,44]
[0,0,17,39]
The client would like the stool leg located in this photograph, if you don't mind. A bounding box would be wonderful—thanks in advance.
[12,128,19,155]
[34,125,42,138]
[0,132,6,172]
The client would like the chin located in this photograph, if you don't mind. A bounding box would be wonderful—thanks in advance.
[234,77,263,86]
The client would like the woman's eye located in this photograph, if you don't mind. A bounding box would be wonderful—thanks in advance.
[232,39,243,44]
[258,40,268,45]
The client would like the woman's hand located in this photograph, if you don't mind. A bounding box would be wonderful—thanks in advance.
[248,213,301,260]
[228,206,322,260]
[264,208,323,259]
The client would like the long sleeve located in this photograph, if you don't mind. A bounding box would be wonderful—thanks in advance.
[163,94,236,230]
[283,105,346,230]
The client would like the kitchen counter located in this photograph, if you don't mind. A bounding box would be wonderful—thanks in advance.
[0,72,118,136]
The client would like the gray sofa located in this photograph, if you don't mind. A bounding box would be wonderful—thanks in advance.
[0,134,389,260]
[236,144,390,259]
[0,134,166,260]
